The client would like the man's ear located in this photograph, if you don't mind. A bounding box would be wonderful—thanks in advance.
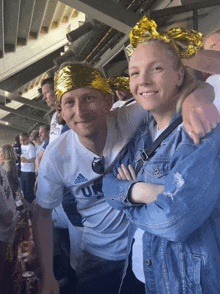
[176,66,185,87]
[104,94,114,112]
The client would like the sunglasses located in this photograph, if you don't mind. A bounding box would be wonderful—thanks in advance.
[92,156,105,175]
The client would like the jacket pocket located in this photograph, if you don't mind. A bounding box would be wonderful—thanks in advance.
[142,160,170,180]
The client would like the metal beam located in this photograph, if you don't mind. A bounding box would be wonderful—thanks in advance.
[151,0,220,20]
[30,0,49,38]
[4,0,21,52]
[0,90,49,112]
[0,46,64,92]
[0,104,47,124]
[0,120,28,132]
[0,0,4,58]
[61,0,140,34]
[17,0,36,45]
[0,123,27,136]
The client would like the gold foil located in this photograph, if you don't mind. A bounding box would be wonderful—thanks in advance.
[129,15,203,59]
[55,64,130,101]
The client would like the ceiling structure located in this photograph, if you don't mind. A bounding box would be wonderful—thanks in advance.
[0,0,220,144]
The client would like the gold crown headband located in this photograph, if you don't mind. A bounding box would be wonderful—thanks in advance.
[54,64,130,101]
[129,15,203,59]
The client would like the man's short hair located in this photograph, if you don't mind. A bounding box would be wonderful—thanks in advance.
[39,124,50,133]
[41,77,54,91]
[19,132,29,138]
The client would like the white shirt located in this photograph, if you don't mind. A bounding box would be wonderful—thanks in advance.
[207,75,220,111]
[21,143,35,173]
[49,112,64,144]
[37,102,147,260]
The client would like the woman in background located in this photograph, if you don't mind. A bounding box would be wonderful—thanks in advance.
[0,144,20,200]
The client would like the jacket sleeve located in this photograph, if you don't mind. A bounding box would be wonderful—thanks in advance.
[104,128,220,242]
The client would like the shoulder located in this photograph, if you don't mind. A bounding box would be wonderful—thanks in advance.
[45,129,74,157]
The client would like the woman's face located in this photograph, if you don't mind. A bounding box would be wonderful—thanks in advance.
[129,41,184,118]
[0,150,5,163]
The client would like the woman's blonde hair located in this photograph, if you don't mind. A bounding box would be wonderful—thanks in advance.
[0,144,17,162]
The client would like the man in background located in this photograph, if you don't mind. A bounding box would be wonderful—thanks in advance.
[19,133,35,203]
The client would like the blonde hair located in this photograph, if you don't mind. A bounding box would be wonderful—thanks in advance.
[0,144,17,162]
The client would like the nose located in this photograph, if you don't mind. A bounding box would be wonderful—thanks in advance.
[74,100,87,118]
[139,71,152,86]
[43,94,47,101]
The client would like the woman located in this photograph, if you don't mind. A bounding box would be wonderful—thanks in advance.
[0,144,20,200]
[0,165,16,291]
[103,16,220,293]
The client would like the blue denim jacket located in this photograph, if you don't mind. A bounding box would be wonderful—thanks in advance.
[103,113,220,294]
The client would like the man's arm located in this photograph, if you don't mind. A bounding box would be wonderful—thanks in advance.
[36,149,45,172]
[182,49,220,74]
[32,203,59,294]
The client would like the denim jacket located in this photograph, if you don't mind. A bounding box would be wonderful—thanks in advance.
[103,113,220,294]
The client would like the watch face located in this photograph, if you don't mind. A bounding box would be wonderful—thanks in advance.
[22,271,34,278]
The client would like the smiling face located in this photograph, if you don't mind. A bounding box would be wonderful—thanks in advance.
[129,41,184,124]
[61,88,112,142]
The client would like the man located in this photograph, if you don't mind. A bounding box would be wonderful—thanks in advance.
[19,133,35,203]
[203,30,220,108]
[39,125,50,144]
[33,62,218,294]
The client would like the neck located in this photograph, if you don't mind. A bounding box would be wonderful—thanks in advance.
[152,109,176,130]
[78,126,108,157]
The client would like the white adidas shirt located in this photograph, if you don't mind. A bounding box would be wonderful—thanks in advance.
[37,102,148,260]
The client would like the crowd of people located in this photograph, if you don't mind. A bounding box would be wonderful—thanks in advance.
[1,15,220,294]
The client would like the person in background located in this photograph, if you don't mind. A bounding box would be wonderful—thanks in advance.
[0,166,16,292]
[31,131,43,159]
[19,133,36,203]
[0,144,20,200]
[12,135,21,178]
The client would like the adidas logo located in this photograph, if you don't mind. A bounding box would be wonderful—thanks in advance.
[74,173,88,184]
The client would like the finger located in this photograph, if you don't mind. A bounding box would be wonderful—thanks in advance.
[117,167,127,180]
[117,173,122,180]
[120,164,133,181]
[191,132,200,145]
[128,164,137,181]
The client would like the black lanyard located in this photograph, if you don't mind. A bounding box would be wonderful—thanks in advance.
[135,116,183,174]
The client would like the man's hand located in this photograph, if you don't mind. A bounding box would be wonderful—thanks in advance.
[182,99,220,144]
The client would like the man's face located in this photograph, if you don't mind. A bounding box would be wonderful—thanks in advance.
[39,126,49,142]
[42,84,56,107]
[61,88,112,141]
[19,136,29,146]
[204,33,220,51]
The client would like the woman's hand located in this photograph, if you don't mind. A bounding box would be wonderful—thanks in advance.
[117,164,136,181]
